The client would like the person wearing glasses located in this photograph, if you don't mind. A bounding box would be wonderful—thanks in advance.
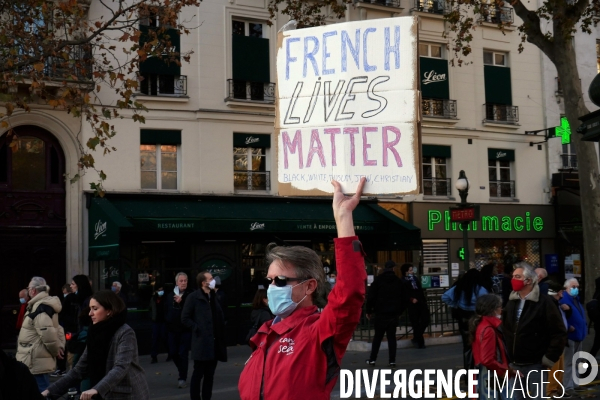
[238,178,367,400]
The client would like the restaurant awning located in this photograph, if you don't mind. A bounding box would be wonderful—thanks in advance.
[88,195,422,259]
[88,197,132,261]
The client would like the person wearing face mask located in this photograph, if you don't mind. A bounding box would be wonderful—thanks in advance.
[469,294,515,399]
[400,263,430,349]
[165,272,193,388]
[111,281,127,304]
[559,278,587,396]
[238,178,367,400]
[328,272,337,290]
[149,285,167,364]
[16,288,30,332]
[181,271,227,400]
[502,262,567,399]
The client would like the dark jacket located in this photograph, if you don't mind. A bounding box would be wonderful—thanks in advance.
[365,269,404,316]
[560,293,587,342]
[250,308,273,329]
[149,294,166,323]
[47,324,149,400]
[164,288,193,332]
[181,289,227,362]
[401,275,427,308]
[502,285,567,366]
[59,293,78,333]
[0,350,44,400]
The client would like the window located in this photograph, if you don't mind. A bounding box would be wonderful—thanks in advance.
[233,133,271,191]
[483,51,507,66]
[488,160,514,198]
[484,51,515,122]
[419,43,442,58]
[423,157,449,196]
[140,144,178,190]
[138,11,186,96]
[421,240,449,276]
[229,20,273,103]
[416,0,446,14]
[561,142,577,169]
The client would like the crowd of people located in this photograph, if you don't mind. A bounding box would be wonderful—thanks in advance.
[1,177,599,400]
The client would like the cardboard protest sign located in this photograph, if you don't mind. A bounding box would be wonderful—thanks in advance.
[276,17,420,195]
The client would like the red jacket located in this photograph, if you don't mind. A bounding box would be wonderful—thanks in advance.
[16,303,27,330]
[472,316,509,375]
[238,236,366,400]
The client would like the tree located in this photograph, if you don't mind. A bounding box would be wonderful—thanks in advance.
[0,0,199,194]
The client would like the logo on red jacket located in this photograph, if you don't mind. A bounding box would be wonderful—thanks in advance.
[278,337,295,356]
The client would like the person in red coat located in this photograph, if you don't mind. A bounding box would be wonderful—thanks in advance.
[238,178,367,400]
[15,289,30,331]
[470,294,516,400]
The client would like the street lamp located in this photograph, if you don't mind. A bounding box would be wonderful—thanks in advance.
[455,170,470,271]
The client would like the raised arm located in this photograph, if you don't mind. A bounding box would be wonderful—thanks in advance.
[332,177,366,237]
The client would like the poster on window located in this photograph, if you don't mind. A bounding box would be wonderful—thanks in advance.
[275,17,420,195]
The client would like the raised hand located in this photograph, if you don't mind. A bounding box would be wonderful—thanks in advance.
[332,177,366,238]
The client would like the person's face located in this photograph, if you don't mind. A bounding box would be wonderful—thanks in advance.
[89,298,110,324]
[19,290,28,301]
[203,273,214,289]
[267,261,314,304]
[512,268,531,286]
[495,304,502,316]
[27,282,36,298]
[408,267,414,275]
[112,283,120,293]
[568,282,579,293]
[70,280,78,293]
[177,276,188,291]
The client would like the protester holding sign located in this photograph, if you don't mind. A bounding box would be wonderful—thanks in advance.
[238,177,366,400]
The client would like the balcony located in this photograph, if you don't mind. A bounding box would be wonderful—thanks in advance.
[234,170,270,191]
[226,79,275,104]
[44,45,93,81]
[489,180,515,198]
[560,154,578,170]
[480,5,514,24]
[422,98,457,118]
[484,104,519,123]
[413,0,448,14]
[423,177,451,196]
[139,74,187,96]
[357,0,401,7]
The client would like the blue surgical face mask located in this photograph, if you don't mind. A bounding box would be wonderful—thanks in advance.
[111,286,117,292]
[570,287,579,297]
[157,291,164,297]
[267,281,307,318]
[19,298,26,304]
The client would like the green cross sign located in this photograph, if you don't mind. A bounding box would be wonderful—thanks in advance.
[457,247,465,261]
[555,117,571,144]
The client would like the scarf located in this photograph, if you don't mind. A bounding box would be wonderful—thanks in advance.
[86,311,127,387]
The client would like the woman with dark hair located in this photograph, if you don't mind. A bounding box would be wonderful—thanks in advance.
[478,263,497,294]
[67,275,94,389]
[245,289,273,345]
[442,268,488,370]
[399,263,430,349]
[42,290,149,400]
[469,294,514,399]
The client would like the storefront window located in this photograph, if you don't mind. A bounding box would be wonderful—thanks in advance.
[474,239,541,273]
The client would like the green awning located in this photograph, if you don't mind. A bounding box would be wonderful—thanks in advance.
[92,196,422,251]
[141,129,181,145]
[234,133,271,148]
[420,57,449,100]
[488,148,515,161]
[423,145,451,158]
[88,198,132,261]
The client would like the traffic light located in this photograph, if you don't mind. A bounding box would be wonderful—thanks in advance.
[457,247,465,261]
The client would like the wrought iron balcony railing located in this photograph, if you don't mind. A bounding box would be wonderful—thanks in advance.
[561,154,578,170]
[423,177,451,196]
[489,180,515,198]
[480,5,514,24]
[234,170,270,191]
[44,45,93,81]
[139,74,187,96]
[358,0,401,8]
[484,104,519,123]
[414,0,448,14]
[226,79,275,103]
[422,98,457,118]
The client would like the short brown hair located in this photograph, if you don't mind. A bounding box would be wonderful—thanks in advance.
[196,271,209,288]
[252,289,268,309]
[92,290,126,316]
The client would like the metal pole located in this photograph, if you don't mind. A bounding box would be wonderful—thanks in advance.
[462,221,470,271]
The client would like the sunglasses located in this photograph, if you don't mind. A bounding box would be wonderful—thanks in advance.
[266,276,306,287]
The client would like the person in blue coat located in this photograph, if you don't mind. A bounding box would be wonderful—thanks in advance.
[559,278,587,396]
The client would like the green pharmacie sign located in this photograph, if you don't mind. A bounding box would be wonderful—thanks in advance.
[428,210,544,232]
